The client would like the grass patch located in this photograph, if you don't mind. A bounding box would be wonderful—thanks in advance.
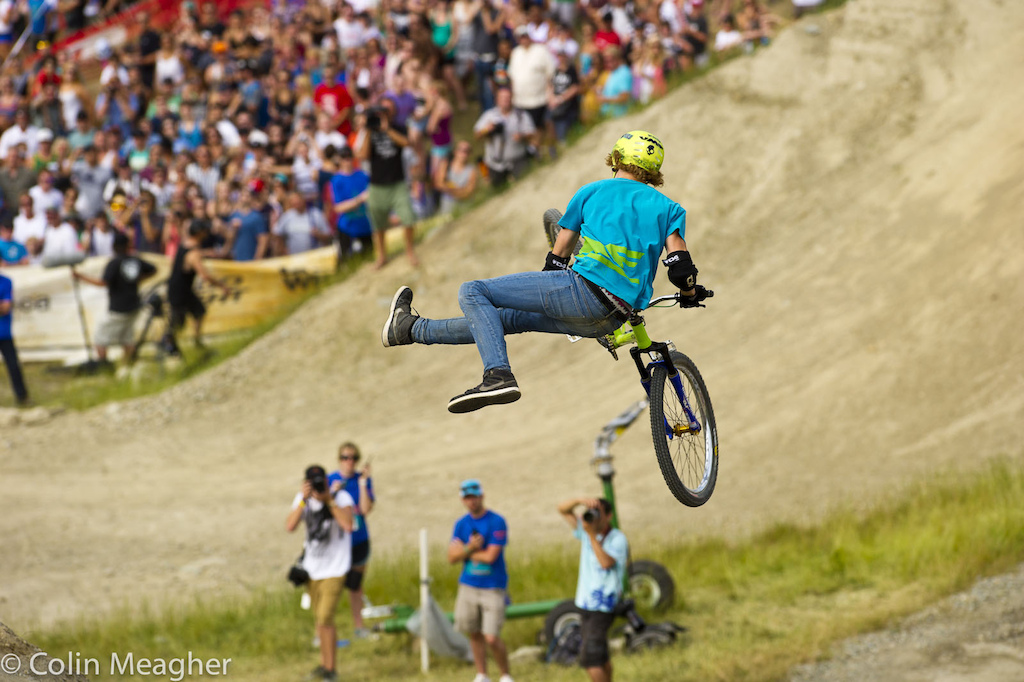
[27,457,1024,681]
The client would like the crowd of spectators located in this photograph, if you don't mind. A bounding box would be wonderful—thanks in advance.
[0,0,785,271]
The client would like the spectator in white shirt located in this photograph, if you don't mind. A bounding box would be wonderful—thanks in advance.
[290,141,322,199]
[525,4,550,43]
[333,3,364,51]
[473,87,538,187]
[28,170,63,214]
[40,207,81,263]
[713,14,744,52]
[314,112,348,154]
[547,22,579,59]
[0,108,39,159]
[12,195,45,247]
[508,26,555,132]
[186,145,220,201]
[273,192,330,255]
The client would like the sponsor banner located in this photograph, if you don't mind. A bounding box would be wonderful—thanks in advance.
[3,247,335,361]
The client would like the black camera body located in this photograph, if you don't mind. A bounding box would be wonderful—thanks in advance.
[309,473,327,494]
[582,508,598,523]
[489,120,505,137]
[367,107,384,132]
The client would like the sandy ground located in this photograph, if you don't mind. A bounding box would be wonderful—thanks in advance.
[2,0,1023,667]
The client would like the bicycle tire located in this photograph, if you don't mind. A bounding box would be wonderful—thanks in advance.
[543,208,583,255]
[649,351,718,507]
[541,600,583,645]
[628,559,675,612]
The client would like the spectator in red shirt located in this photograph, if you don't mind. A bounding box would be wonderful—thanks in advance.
[594,14,622,51]
[314,63,354,136]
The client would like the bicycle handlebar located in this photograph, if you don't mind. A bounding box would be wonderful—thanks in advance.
[648,289,715,309]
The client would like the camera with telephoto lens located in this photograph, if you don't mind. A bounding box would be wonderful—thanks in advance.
[366,107,384,132]
[582,508,598,523]
[306,468,328,494]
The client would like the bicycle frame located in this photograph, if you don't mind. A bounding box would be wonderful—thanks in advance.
[616,304,703,438]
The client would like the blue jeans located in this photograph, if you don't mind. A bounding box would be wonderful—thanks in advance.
[412,270,624,373]
[474,58,495,112]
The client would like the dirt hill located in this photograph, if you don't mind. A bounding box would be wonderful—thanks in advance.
[2,0,1022,631]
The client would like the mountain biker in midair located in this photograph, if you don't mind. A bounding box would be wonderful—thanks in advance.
[382,130,709,413]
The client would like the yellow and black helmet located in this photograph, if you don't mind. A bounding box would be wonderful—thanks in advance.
[611,130,665,174]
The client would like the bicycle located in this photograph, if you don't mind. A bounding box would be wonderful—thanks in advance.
[545,211,719,507]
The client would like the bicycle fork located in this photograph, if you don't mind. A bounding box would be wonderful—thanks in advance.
[630,341,703,439]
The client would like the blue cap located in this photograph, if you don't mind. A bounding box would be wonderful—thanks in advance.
[459,479,483,497]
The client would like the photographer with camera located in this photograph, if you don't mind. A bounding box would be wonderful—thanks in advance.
[557,497,629,682]
[447,479,514,682]
[472,86,538,188]
[355,97,419,270]
[286,464,356,682]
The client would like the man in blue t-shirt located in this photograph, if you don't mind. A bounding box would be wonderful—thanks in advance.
[0,223,28,265]
[558,496,628,682]
[227,189,270,262]
[327,441,376,639]
[447,479,514,682]
[330,147,372,260]
[382,129,710,413]
[0,274,29,405]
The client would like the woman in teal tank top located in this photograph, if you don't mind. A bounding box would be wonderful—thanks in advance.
[430,0,468,109]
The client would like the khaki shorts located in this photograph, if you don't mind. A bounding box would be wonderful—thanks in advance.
[454,585,506,636]
[95,310,140,347]
[367,182,417,232]
[308,576,345,627]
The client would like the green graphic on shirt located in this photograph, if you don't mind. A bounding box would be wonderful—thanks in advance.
[467,560,492,576]
[577,237,643,284]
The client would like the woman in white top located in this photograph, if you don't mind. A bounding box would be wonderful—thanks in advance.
[154,34,185,86]
[59,65,91,133]
[290,141,322,198]
[713,14,745,52]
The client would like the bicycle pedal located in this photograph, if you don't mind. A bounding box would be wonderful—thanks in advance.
[597,335,619,360]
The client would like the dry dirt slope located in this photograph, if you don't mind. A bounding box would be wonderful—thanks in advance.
[2,0,1023,631]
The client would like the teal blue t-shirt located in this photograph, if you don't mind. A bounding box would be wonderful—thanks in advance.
[601,65,634,118]
[573,522,628,613]
[559,178,686,309]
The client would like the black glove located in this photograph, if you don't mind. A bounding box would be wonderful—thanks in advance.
[663,250,698,290]
[543,251,570,271]
[679,285,711,308]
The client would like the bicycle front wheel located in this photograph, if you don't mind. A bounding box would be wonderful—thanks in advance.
[649,352,718,507]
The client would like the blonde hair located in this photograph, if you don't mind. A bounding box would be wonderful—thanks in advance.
[605,151,664,187]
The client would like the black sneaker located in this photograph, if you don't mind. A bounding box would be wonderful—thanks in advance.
[321,671,338,682]
[447,369,521,413]
[382,286,418,348]
[306,665,327,681]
